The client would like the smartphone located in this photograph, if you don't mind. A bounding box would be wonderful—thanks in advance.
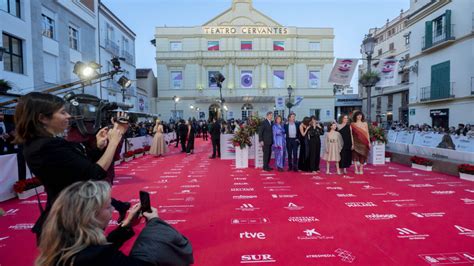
[139,191,152,213]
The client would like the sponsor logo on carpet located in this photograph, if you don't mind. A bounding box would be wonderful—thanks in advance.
[394,202,423,207]
[326,187,343,190]
[151,180,168,184]
[8,224,34,230]
[297,228,334,240]
[231,218,270,224]
[263,181,286,185]
[383,174,397,177]
[284,203,304,210]
[116,176,133,180]
[455,225,474,238]
[306,248,356,263]
[349,181,369,184]
[19,200,47,204]
[425,177,447,181]
[233,195,258,200]
[431,191,455,195]
[412,173,429,177]
[419,252,474,264]
[231,188,255,192]
[465,189,474,193]
[180,185,200,188]
[2,209,18,216]
[188,179,199,183]
[396,228,429,240]
[240,231,266,239]
[362,185,382,190]
[0,236,9,241]
[240,254,275,263]
[288,216,319,223]
[236,204,260,211]
[365,213,397,220]
[271,194,298,199]
[396,179,413,182]
[165,219,187,225]
[337,194,356,198]
[314,182,338,185]
[383,199,415,203]
[233,183,250,186]
[160,175,177,179]
[234,178,247,181]
[174,190,196,195]
[372,192,399,196]
[342,175,355,179]
[345,202,377,207]
[461,198,474,205]
[411,212,445,218]
[437,182,467,187]
[310,176,325,180]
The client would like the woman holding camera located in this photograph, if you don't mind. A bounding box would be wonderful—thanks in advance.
[14,92,125,240]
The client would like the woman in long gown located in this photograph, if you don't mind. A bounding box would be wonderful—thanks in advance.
[338,115,354,174]
[272,115,286,172]
[351,111,371,174]
[297,117,311,172]
[186,120,195,154]
[323,121,344,175]
[150,119,167,157]
[308,116,324,172]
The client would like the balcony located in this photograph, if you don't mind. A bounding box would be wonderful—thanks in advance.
[420,82,455,102]
[422,24,455,52]
[105,39,120,56]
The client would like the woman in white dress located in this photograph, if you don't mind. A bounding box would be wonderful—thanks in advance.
[150,119,167,157]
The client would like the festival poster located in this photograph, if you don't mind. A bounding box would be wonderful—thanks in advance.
[328,58,358,85]
[377,59,398,87]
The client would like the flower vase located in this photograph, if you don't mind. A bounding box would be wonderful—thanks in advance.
[235,146,249,169]
[411,163,432,172]
[17,185,44,200]
[460,173,474,182]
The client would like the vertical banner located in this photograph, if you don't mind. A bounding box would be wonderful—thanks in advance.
[241,41,252,50]
[273,41,285,51]
[328,58,359,85]
[241,71,253,88]
[275,96,285,109]
[171,71,182,89]
[273,70,285,88]
[207,41,219,51]
[293,96,304,107]
[377,59,398,87]
[309,70,320,88]
[208,71,219,88]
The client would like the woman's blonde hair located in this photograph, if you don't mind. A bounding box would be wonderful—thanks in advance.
[35,181,111,266]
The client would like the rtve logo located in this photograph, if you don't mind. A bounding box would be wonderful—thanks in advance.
[240,232,266,239]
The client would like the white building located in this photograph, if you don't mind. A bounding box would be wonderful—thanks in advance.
[359,9,410,126]
[153,0,335,122]
[98,3,137,110]
[136,68,157,114]
[0,0,34,94]
[406,0,474,128]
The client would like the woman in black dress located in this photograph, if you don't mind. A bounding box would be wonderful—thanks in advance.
[337,114,354,174]
[186,120,195,154]
[308,116,324,172]
[297,117,311,172]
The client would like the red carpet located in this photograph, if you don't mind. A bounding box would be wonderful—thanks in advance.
[1,139,474,265]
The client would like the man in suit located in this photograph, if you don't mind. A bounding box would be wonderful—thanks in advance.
[259,111,274,171]
[284,113,300,172]
[178,119,188,152]
[209,118,221,158]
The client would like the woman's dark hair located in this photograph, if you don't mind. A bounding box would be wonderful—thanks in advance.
[338,114,349,124]
[352,110,365,122]
[302,117,310,126]
[275,115,282,124]
[327,121,337,132]
[14,92,65,144]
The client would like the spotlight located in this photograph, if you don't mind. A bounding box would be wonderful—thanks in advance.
[210,72,225,84]
[117,75,132,88]
[73,61,100,80]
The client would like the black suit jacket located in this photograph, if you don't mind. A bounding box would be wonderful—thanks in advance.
[210,122,221,139]
[258,119,273,145]
[284,122,301,142]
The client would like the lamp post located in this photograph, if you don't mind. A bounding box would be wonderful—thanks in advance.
[286,85,294,115]
[172,95,180,120]
[211,72,226,120]
[361,33,376,122]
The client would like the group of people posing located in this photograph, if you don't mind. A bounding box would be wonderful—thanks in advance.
[258,110,371,175]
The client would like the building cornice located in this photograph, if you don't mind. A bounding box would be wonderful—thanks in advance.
[406,0,452,27]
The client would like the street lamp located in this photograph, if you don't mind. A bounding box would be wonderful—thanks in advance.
[172,95,180,120]
[286,85,294,114]
[210,72,225,120]
[361,33,376,122]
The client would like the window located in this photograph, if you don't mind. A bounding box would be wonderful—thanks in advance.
[378,49,382,56]
[404,32,411,45]
[122,37,129,53]
[1,0,20,17]
[171,71,183,89]
[433,16,445,37]
[241,103,253,120]
[309,109,320,120]
[2,33,23,74]
[273,41,284,51]
[273,70,285,88]
[309,42,320,51]
[43,52,58,83]
[309,70,320,88]
[170,41,182,51]
[69,25,79,50]
[207,41,219,51]
[389,42,395,51]
[106,23,114,41]
[240,70,253,88]
[241,41,252,50]
[42,14,55,39]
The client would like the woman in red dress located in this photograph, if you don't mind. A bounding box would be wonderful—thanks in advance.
[350,111,371,174]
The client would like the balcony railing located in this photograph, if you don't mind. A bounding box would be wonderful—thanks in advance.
[105,39,120,56]
[422,24,455,51]
[420,82,455,102]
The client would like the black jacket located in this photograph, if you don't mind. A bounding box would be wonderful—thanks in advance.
[258,119,273,145]
[178,124,188,138]
[284,122,301,142]
[210,122,221,139]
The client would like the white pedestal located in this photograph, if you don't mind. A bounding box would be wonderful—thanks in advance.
[18,185,44,200]
[235,146,249,169]
[124,157,133,162]
[411,163,432,172]
[254,134,263,168]
[460,173,474,182]
[369,143,385,165]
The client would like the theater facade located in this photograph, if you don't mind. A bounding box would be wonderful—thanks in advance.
[153,0,335,122]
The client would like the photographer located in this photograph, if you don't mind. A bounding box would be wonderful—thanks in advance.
[14,92,125,241]
[36,181,194,266]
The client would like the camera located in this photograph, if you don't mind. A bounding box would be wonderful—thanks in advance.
[64,92,133,136]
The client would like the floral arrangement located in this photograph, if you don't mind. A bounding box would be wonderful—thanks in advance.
[369,125,388,144]
[410,156,433,166]
[246,116,261,136]
[232,126,253,149]
[124,151,135,158]
[134,148,144,154]
[13,177,42,193]
[458,164,474,175]
[385,152,392,158]
[143,145,151,152]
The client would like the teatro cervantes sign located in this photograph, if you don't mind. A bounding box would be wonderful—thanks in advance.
[203,26,289,35]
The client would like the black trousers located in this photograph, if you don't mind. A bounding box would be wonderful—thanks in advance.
[211,137,220,157]
[180,136,187,152]
[203,132,208,140]
[286,138,299,170]
[175,133,180,147]
[263,144,272,169]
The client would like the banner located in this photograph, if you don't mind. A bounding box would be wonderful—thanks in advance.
[273,41,285,51]
[377,59,398,87]
[241,71,253,88]
[413,132,443,148]
[452,135,474,153]
[293,96,304,107]
[0,154,19,202]
[387,130,398,143]
[220,134,235,160]
[171,71,182,89]
[275,96,285,109]
[309,71,320,88]
[208,41,219,51]
[273,70,285,88]
[208,71,219,88]
[395,131,415,144]
[328,58,358,85]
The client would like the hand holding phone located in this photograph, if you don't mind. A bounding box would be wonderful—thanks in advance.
[139,191,152,213]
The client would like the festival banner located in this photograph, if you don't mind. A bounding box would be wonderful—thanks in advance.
[328,58,358,85]
[273,70,285,88]
[241,71,253,88]
[309,71,320,88]
[171,71,182,89]
[377,59,399,87]
[275,96,285,109]
[208,71,219,88]
[293,96,304,107]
